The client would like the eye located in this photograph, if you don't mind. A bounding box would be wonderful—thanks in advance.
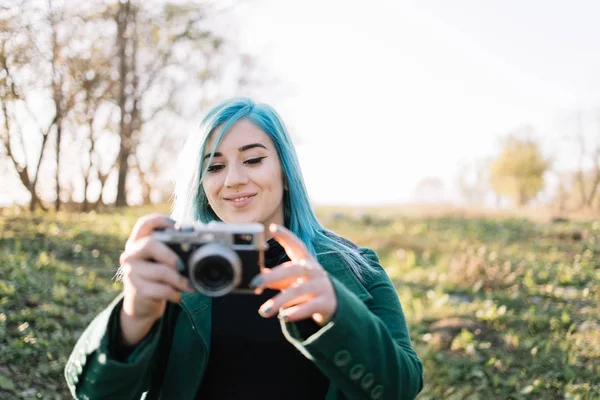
[244,156,267,165]
[207,164,225,173]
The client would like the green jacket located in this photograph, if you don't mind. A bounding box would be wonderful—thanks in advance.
[64,246,424,399]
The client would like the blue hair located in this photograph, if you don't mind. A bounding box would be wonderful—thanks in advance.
[171,97,375,279]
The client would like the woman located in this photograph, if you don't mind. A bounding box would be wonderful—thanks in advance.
[64,98,424,399]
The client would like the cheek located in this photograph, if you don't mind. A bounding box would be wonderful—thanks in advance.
[266,161,284,191]
[259,169,284,195]
[202,179,220,201]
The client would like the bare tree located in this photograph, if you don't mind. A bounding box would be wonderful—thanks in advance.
[111,1,253,206]
[577,111,600,208]
[0,1,82,211]
[68,44,118,211]
[111,1,248,206]
[1,0,259,210]
[557,109,600,211]
[0,5,51,211]
[46,0,73,212]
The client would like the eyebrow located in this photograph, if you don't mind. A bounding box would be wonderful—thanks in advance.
[203,143,267,161]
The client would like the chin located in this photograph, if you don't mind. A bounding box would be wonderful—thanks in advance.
[222,213,260,225]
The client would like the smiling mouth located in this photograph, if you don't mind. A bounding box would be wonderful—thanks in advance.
[224,194,257,203]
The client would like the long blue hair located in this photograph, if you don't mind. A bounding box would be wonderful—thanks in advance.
[171,98,375,279]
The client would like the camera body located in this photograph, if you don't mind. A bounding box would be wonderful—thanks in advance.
[152,221,268,297]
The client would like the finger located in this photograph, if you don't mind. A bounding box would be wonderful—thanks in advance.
[135,261,193,293]
[269,224,313,263]
[251,261,306,290]
[278,297,330,324]
[258,279,323,318]
[126,214,175,250]
[131,279,183,304]
[121,237,181,270]
[252,259,325,292]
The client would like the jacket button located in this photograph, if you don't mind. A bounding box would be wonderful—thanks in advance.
[361,373,374,390]
[371,384,384,399]
[333,350,351,367]
[350,364,365,380]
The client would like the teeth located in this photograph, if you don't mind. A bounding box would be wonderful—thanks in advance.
[233,196,249,202]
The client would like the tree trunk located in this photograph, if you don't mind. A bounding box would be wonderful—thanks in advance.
[115,0,132,207]
[142,182,152,205]
[55,121,62,211]
[1,97,47,212]
[28,190,38,212]
[94,170,110,210]
[586,151,600,206]
[140,168,152,205]
[82,119,94,213]
[49,4,64,212]
[586,175,600,207]
[82,175,90,212]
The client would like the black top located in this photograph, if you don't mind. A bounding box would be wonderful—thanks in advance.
[195,238,330,399]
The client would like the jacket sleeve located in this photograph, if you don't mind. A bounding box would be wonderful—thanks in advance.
[280,248,424,400]
[64,293,173,399]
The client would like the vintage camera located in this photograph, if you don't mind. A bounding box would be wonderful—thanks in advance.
[152,222,268,297]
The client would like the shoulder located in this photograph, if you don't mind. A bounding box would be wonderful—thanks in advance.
[318,229,381,261]
[318,229,359,251]
[314,231,394,307]
[316,230,386,281]
[315,229,364,262]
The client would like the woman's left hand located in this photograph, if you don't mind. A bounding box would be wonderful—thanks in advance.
[250,224,337,327]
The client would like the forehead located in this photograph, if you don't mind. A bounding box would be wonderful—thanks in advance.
[206,119,272,151]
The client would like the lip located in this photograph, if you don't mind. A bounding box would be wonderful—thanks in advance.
[223,193,257,208]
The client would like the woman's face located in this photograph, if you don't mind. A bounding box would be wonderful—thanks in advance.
[202,119,286,228]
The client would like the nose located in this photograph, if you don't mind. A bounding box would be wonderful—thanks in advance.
[224,163,249,188]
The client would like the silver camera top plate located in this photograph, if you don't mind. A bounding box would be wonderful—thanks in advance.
[151,221,267,248]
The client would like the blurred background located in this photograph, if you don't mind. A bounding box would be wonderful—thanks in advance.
[2,0,600,214]
[1,1,599,399]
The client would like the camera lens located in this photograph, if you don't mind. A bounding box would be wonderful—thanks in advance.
[188,243,242,296]
[194,256,234,290]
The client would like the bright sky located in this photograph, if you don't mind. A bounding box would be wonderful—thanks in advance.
[232,0,600,205]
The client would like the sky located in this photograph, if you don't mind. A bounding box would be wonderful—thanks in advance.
[229,0,600,205]
[2,0,600,207]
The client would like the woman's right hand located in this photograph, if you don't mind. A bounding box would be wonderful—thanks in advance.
[117,213,193,346]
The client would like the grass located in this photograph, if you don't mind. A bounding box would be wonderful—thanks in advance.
[1,205,599,399]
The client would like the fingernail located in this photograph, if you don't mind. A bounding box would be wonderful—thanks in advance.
[259,306,271,317]
[249,276,263,289]
[278,312,289,322]
[259,300,273,317]
[188,280,196,291]
[167,218,176,224]
[176,260,186,273]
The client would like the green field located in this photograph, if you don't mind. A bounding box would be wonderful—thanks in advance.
[1,206,599,399]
